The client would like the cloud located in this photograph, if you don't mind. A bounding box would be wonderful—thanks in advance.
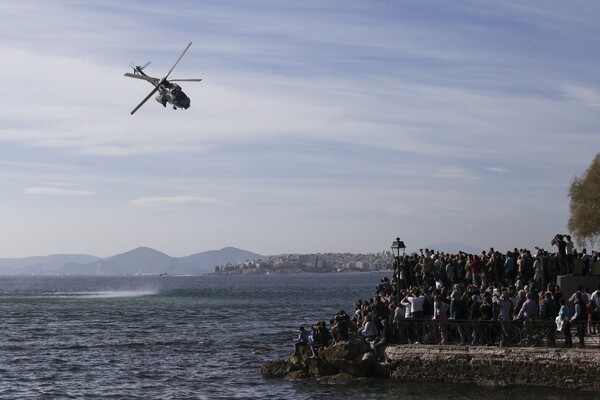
[129,195,235,208]
[561,85,600,109]
[486,167,510,174]
[24,187,96,197]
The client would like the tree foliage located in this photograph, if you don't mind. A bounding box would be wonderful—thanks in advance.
[568,152,600,247]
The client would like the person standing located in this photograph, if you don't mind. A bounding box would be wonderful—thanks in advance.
[540,292,558,346]
[533,255,543,292]
[558,298,572,348]
[504,252,516,284]
[571,292,587,348]
[565,235,574,274]
[470,255,482,287]
[433,295,449,345]
[402,289,425,343]
[551,234,567,276]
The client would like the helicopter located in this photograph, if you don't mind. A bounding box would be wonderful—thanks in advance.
[124,42,202,115]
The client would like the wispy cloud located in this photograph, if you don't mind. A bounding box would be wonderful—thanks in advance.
[129,196,235,208]
[561,85,600,109]
[24,187,97,197]
[486,167,510,174]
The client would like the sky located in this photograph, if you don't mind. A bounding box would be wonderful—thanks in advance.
[1,1,600,258]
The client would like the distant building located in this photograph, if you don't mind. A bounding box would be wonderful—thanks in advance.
[299,254,317,268]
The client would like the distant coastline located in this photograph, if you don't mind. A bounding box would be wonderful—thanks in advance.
[213,252,394,275]
[0,247,396,276]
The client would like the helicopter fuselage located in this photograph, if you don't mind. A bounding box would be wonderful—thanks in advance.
[134,67,190,110]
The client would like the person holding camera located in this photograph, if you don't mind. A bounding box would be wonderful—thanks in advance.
[551,234,568,276]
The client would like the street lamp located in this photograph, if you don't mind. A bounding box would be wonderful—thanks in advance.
[391,237,406,259]
[391,237,406,298]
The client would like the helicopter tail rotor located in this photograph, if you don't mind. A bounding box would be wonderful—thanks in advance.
[129,61,151,74]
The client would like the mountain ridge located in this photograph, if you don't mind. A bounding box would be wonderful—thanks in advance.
[0,247,265,276]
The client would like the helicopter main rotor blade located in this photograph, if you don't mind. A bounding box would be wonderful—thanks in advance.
[164,42,192,80]
[169,78,202,82]
[130,85,160,115]
[124,73,160,83]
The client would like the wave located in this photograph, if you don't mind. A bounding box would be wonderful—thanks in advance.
[48,290,159,299]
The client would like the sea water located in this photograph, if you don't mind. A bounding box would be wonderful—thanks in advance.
[0,274,595,399]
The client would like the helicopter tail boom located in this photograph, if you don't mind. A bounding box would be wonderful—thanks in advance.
[124,73,160,84]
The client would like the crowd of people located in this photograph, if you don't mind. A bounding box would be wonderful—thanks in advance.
[294,239,600,359]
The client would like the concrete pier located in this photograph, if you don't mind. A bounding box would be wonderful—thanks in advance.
[385,345,600,391]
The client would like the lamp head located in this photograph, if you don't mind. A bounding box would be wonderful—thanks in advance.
[391,237,406,258]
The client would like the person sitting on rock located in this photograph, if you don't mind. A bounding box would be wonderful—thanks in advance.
[358,314,379,342]
[330,314,349,343]
[294,326,310,356]
[372,318,390,361]
[310,321,331,359]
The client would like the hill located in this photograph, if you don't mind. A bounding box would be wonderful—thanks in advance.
[0,247,265,276]
[0,254,99,275]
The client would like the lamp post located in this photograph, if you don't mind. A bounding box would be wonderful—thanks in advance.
[391,237,406,298]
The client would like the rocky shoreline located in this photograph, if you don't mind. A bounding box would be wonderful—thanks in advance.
[261,339,600,391]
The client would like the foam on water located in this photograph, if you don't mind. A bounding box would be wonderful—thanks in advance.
[51,290,159,299]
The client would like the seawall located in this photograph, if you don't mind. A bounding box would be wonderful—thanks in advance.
[386,345,599,391]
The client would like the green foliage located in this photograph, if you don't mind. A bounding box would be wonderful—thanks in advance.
[568,152,600,247]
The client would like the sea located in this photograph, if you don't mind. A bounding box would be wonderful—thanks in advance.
[0,273,597,400]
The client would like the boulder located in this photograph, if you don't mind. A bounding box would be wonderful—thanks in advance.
[319,339,374,377]
[262,338,380,381]
[320,339,369,363]
[317,372,365,385]
[261,360,292,378]
[285,370,310,380]
[307,357,339,377]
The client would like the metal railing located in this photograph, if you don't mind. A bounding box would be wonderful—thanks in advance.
[390,318,599,348]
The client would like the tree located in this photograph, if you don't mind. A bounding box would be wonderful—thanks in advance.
[568,152,600,247]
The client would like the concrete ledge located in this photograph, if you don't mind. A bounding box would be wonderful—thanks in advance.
[385,345,600,391]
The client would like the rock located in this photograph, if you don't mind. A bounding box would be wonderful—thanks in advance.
[261,360,292,378]
[317,372,363,385]
[291,346,313,365]
[307,357,339,377]
[285,370,309,380]
[320,339,369,363]
[319,339,374,377]
[372,361,391,378]
[263,338,379,380]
